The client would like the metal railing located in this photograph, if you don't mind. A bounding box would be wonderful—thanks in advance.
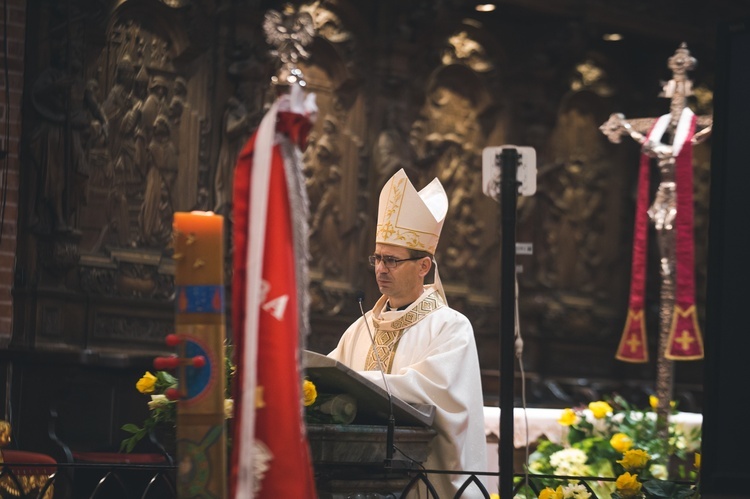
[0,462,175,499]
[0,462,698,499]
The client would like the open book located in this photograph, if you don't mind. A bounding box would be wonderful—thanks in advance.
[303,350,435,427]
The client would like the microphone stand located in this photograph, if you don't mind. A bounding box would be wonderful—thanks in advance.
[357,293,396,468]
[498,148,519,499]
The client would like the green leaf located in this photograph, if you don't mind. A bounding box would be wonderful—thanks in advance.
[643,479,677,498]
[153,370,178,392]
[120,426,148,453]
[568,426,586,444]
[121,423,143,434]
[120,434,139,453]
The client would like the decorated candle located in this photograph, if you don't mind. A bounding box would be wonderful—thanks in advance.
[172,211,227,499]
[174,211,225,325]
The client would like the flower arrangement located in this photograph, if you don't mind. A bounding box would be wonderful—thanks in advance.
[122,353,319,453]
[527,394,701,499]
[120,347,236,453]
[121,370,180,452]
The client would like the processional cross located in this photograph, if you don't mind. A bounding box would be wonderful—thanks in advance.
[600,43,711,430]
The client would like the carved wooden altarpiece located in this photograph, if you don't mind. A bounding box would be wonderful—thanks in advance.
[8,2,711,459]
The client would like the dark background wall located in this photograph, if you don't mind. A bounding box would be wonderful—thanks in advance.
[2,0,749,459]
[702,18,750,498]
[0,0,26,339]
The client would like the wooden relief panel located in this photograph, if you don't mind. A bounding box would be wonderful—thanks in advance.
[520,89,629,338]
[15,0,707,408]
[297,3,370,316]
[407,25,506,326]
[24,1,210,299]
[19,0,222,350]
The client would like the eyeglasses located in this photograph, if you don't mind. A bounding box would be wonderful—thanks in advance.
[368,254,423,269]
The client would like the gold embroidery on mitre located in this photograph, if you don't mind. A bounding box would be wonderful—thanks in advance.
[376,177,437,252]
[376,170,447,254]
[384,178,406,223]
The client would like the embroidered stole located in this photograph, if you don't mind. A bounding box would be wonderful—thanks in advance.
[364,288,445,373]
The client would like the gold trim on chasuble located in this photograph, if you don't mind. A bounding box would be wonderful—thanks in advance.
[365,292,444,372]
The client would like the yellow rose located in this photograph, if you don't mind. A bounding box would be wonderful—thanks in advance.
[490,495,500,499]
[538,486,564,499]
[610,432,633,453]
[224,398,234,419]
[617,449,650,471]
[588,401,613,419]
[558,408,577,426]
[136,371,158,394]
[649,395,677,410]
[694,452,701,470]
[615,472,642,498]
[302,379,317,407]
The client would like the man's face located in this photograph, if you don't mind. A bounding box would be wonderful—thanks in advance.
[373,243,427,306]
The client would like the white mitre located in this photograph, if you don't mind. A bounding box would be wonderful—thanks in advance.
[376,169,448,254]
[376,168,449,302]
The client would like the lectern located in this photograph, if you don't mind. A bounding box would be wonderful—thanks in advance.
[304,351,437,498]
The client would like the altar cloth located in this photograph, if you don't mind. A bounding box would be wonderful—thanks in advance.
[482,406,702,450]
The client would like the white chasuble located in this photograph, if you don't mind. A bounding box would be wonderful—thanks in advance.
[328,285,488,498]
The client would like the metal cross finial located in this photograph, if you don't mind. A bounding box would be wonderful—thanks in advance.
[667,42,696,81]
[600,43,710,146]
[660,43,696,127]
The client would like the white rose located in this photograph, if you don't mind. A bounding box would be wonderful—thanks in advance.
[148,394,169,410]
[650,463,668,480]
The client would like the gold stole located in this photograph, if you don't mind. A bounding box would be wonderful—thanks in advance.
[364,289,445,373]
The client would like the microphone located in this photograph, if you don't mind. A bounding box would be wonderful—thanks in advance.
[356,291,397,468]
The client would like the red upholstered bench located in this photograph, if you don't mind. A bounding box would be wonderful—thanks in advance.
[0,447,57,498]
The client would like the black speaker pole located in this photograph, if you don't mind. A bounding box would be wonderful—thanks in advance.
[498,148,519,499]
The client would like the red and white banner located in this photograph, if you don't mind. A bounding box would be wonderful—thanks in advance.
[230,91,317,498]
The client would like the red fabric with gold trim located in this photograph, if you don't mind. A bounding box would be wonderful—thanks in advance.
[616,308,649,362]
[666,117,704,360]
[666,305,704,359]
[616,132,654,363]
